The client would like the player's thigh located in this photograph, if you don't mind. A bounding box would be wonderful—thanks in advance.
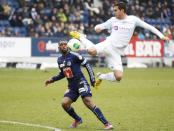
[79,81,92,99]
[62,96,73,106]
[107,51,123,72]
[95,41,108,55]
[88,46,97,55]
[64,88,79,102]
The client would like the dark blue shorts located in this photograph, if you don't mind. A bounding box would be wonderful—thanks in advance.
[64,80,92,102]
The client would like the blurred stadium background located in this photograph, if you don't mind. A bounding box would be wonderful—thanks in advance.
[0,0,174,69]
[0,0,174,131]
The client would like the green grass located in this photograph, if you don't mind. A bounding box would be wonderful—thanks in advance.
[0,68,174,131]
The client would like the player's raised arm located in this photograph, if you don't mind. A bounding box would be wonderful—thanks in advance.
[94,18,112,33]
[79,56,95,87]
[85,61,96,87]
[134,16,170,42]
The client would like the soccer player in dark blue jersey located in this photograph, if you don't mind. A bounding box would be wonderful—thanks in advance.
[45,40,114,130]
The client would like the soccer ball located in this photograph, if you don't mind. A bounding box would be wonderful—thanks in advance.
[67,38,81,52]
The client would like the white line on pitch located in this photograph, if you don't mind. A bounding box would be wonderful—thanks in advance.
[0,120,61,131]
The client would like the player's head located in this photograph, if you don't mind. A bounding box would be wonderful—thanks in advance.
[58,40,68,55]
[114,2,127,19]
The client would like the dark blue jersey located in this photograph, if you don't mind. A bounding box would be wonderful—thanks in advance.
[51,52,95,88]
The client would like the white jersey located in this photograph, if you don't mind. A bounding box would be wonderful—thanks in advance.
[95,15,164,48]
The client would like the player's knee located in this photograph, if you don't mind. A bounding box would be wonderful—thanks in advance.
[114,71,123,82]
[87,48,97,55]
[116,75,122,81]
[62,101,70,110]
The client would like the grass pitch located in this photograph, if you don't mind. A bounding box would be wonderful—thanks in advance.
[0,68,174,131]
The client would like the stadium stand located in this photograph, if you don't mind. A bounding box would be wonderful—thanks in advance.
[0,0,173,39]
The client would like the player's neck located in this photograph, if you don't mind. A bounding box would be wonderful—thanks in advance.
[62,52,68,56]
[119,13,127,20]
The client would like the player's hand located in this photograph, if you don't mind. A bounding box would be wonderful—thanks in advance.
[45,79,53,86]
[162,36,170,43]
[95,27,102,33]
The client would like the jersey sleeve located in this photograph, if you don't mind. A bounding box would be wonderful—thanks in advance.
[51,58,65,82]
[134,16,164,39]
[75,54,95,84]
[51,71,65,82]
[94,17,112,30]
[84,61,95,84]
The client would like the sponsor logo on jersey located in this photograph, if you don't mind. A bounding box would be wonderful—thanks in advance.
[67,61,71,66]
[78,55,82,60]
[60,64,65,67]
[114,26,118,30]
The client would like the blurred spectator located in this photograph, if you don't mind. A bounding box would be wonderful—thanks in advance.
[2,3,11,20]
[13,31,20,37]
[163,25,173,39]
[0,3,4,19]
[51,8,58,18]
[27,19,36,30]
[155,24,161,32]
[145,33,151,39]
[57,8,67,23]
[35,14,43,25]
[30,8,38,21]
[84,22,90,34]
[9,14,18,27]
[4,26,12,36]
[153,7,161,19]
[131,31,140,40]
[27,27,35,37]
[34,32,39,38]
[45,28,54,37]
[138,31,145,40]
[152,35,157,40]
[163,25,171,35]
[102,0,110,14]
[0,0,173,38]
[39,26,47,37]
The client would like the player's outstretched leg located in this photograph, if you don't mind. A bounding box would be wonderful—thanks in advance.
[69,31,86,39]
[94,72,102,89]
[69,31,95,51]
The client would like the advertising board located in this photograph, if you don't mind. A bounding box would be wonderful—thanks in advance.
[125,40,164,58]
[0,37,31,57]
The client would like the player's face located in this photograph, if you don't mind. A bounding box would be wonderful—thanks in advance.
[113,6,123,19]
[58,42,68,54]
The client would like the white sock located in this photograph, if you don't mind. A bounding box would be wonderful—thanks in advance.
[80,37,94,50]
[99,72,117,82]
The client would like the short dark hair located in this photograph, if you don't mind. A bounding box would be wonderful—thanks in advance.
[59,40,67,45]
[58,40,68,47]
[114,2,127,13]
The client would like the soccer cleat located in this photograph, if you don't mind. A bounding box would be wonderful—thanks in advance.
[70,119,82,128]
[104,123,114,130]
[69,31,86,39]
[94,72,102,89]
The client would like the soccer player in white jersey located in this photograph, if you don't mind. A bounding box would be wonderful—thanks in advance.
[70,2,170,89]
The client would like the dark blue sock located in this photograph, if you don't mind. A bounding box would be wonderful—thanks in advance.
[93,106,108,125]
[66,107,81,121]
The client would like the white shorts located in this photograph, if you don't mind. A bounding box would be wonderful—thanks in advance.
[95,40,125,72]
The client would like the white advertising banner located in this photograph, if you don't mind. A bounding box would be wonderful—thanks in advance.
[125,40,164,58]
[0,37,31,57]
